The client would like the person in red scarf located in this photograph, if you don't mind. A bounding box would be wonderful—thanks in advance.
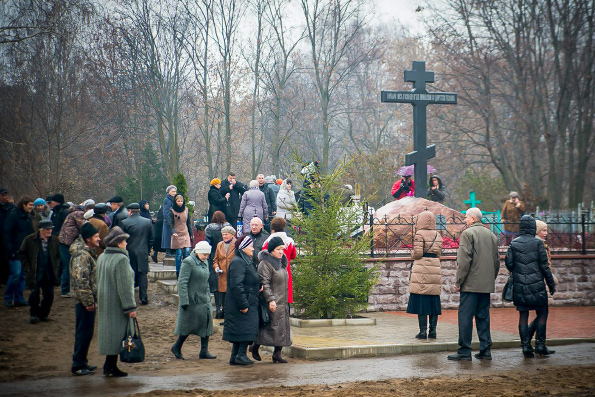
[261,217,296,304]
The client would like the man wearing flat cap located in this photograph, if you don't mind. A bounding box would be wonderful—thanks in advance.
[19,220,61,324]
[121,203,154,304]
[70,222,101,375]
[501,191,525,245]
[107,196,128,230]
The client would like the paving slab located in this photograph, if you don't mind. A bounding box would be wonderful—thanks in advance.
[148,263,177,281]
[286,307,595,360]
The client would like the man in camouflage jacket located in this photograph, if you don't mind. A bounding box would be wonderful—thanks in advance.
[69,223,100,376]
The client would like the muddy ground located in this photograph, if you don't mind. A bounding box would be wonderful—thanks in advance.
[1,280,594,396]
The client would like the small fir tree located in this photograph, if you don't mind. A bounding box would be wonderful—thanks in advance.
[172,172,193,215]
[291,160,378,319]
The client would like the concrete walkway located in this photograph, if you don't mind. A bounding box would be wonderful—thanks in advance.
[286,307,595,359]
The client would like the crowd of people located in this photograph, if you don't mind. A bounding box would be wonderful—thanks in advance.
[405,206,557,361]
[0,166,557,377]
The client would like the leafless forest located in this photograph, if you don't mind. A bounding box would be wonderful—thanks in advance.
[1,0,593,212]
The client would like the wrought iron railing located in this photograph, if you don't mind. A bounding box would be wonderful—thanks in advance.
[366,213,595,257]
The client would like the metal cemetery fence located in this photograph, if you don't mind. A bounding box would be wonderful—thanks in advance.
[366,212,595,257]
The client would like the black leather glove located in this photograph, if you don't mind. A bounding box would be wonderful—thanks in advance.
[549,285,556,296]
[181,304,188,310]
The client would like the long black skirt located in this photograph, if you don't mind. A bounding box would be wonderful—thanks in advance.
[406,293,441,316]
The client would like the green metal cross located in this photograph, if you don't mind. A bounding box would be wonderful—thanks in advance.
[464,191,481,207]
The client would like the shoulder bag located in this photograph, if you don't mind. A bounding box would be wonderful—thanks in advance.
[120,317,145,363]
[502,274,514,302]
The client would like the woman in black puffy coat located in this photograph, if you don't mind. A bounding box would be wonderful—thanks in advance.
[505,215,556,358]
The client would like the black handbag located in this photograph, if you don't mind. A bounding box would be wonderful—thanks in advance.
[502,275,514,302]
[120,318,145,363]
[259,301,271,327]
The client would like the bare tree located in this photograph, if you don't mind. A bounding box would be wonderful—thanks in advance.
[212,0,245,175]
[426,0,595,207]
[300,0,371,172]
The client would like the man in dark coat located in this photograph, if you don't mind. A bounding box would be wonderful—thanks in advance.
[19,220,61,323]
[107,196,128,229]
[220,172,247,230]
[257,174,276,232]
[4,196,34,307]
[448,207,500,361]
[121,203,154,304]
[247,217,269,263]
[0,187,16,284]
[50,193,70,236]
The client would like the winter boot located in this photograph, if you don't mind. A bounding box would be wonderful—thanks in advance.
[272,346,287,363]
[519,325,534,358]
[415,315,427,339]
[428,315,438,339]
[535,324,555,356]
[234,343,254,365]
[229,343,240,365]
[252,343,262,361]
[199,337,216,359]
[171,335,188,360]
[103,355,127,377]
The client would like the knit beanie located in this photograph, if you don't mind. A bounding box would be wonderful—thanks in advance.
[81,222,99,240]
[535,220,548,235]
[267,236,285,252]
[210,178,221,186]
[194,241,212,254]
[34,198,46,206]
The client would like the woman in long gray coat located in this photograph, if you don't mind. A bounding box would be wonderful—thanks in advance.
[170,241,216,360]
[97,227,137,377]
[238,180,268,235]
[252,236,291,364]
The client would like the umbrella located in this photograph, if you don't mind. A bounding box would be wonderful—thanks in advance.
[397,164,436,176]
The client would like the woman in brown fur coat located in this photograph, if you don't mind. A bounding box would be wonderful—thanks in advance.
[406,211,443,339]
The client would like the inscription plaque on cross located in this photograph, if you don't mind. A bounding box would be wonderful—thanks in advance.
[381,61,457,198]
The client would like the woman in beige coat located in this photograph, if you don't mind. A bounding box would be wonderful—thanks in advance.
[213,226,236,319]
[406,211,443,339]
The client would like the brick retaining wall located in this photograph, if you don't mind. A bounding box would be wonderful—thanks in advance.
[366,256,595,311]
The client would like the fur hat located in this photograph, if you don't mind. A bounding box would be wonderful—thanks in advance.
[267,236,285,252]
[84,209,94,220]
[34,198,46,206]
[509,191,519,198]
[535,220,548,235]
[104,226,129,247]
[38,220,54,229]
[210,178,221,186]
[194,241,212,254]
[221,226,236,235]
[94,203,107,214]
[166,185,177,194]
[81,222,99,240]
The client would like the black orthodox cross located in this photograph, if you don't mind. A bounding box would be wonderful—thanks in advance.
[381,61,457,198]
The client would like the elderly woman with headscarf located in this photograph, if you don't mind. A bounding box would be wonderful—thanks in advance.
[208,178,230,223]
[205,210,231,299]
[222,236,260,366]
[167,194,193,278]
[252,236,292,364]
[161,185,177,255]
[238,180,268,235]
[213,225,237,319]
[170,241,216,360]
[97,227,136,377]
